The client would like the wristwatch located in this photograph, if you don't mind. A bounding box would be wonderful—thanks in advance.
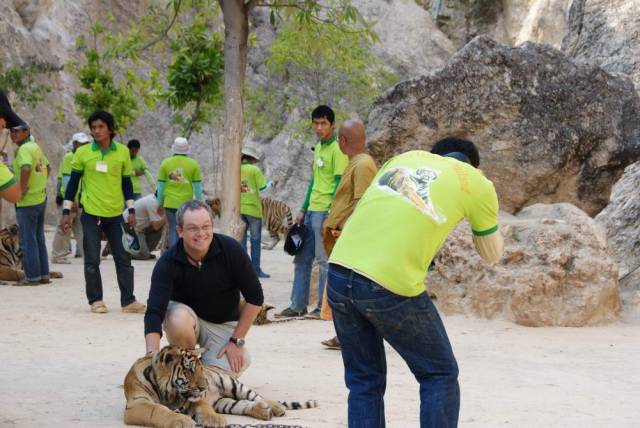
[229,337,245,347]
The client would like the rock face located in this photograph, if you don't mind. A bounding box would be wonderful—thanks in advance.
[595,161,640,286]
[563,0,640,91]
[367,36,640,216]
[429,203,621,327]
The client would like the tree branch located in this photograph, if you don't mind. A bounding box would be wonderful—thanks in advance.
[138,0,184,52]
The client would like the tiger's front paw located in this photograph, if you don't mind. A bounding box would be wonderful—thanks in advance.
[167,413,196,428]
[246,401,273,420]
[195,411,226,428]
[266,400,286,417]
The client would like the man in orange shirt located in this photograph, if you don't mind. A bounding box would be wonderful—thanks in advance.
[320,120,378,349]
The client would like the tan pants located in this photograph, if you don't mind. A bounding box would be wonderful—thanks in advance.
[51,210,83,259]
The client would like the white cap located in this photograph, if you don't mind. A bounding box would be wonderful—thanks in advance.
[172,137,189,155]
[241,146,260,160]
[71,132,91,144]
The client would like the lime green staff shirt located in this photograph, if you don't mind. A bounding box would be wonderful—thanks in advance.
[60,151,80,202]
[71,141,132,217]
[13,137,49,207]
[0,162,16,191]
[240,162,267,218]
[131,155,153,194]
[329,150,500,297]
[157,154,202,209]
[308,136,348,212]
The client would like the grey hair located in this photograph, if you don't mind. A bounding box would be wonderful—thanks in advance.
[176,200,215,227]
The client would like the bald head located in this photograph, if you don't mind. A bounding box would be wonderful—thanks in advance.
[338,120,366,157]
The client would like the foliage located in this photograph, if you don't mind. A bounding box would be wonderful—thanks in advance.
[245,19,396,139]
[0,59,57,107]
[165,21,224,136]
[69,22,159,136]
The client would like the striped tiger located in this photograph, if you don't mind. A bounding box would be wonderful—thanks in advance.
[205,197,293,250]
[0,224,63,282]
[123,345,317,428]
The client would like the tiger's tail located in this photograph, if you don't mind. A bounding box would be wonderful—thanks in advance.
[280,400,318,410]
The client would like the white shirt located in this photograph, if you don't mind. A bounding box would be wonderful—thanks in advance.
[123,194,162,232]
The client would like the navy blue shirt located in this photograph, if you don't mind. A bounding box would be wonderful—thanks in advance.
[144,234,264,336]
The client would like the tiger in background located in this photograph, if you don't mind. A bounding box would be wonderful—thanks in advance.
[205,196,293,250]
[124,345,317,428]
[0,224,64,282]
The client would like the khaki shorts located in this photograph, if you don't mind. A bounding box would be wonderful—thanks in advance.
[164,301,251,374]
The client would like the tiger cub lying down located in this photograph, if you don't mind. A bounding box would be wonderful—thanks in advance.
[124,345,317,428]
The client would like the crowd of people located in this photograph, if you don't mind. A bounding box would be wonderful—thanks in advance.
[1,91,505,427]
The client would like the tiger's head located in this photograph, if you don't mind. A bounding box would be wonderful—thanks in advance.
[0,224,21,259]
[152,346,208,401]
[206,198,221,218]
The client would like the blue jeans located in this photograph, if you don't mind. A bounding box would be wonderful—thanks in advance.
[15,201,49,281]
[240,214,264,274]
[328,264,460,428]
[290,211,328,312]
[81,212,135,306]
[166,208,178,248]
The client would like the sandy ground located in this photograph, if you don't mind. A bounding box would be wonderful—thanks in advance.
[1,228,639,428]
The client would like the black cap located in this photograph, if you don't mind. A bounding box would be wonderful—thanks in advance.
[0,91,25,129]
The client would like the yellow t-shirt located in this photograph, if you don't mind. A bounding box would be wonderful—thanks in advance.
[329,150,499,297]
[308,137,348,211]
[240,162,267,218]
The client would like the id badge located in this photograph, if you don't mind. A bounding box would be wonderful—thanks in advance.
[316,158,324,168]
[96,161,108,173]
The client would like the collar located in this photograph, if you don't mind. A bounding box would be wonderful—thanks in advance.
[319,135,337,146]
[17,136,33,146]
[173,236,221,266]
[91,140,116,152]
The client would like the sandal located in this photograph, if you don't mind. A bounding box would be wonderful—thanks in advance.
[90,300,108,314]
[321,336,341,350]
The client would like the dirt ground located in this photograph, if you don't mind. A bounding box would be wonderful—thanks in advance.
[0,228,639,427]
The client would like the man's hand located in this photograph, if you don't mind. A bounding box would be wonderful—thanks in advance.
[322,220,330,239]
[60,213,72,234]
[217,342,243,373]
[156,206,165,216]
[135,169,144,177]
[128,212,137,228]
[295,211,305,225]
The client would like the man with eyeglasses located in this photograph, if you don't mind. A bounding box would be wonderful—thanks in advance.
[144,200,264,376]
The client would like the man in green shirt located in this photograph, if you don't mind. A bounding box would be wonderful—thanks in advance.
[10,122,51,285]
[240,145,270,278]
[156,137,203,248]
[51,132,90,264]
[127,139,156,200]
[62,110,145,314]
[327,138,504,427]
[277,105,348,318]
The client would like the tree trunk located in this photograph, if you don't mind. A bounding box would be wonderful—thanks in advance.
[218,0,251,239]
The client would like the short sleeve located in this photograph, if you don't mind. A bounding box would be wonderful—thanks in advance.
[122,148,132,176]
[147,198,162,222]
[332,146,348,176]
[140,157,148,170]
[71,150,84,172]
[467,179,499,236]
[157,160,167,181]
[15,147,33,168]
[0,163,16,190]
[192,161,202,182]
[353,158,377,200]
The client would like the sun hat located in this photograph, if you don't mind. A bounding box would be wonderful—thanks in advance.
[241,146,260,161]
[72,132,91,144]
[172,137,189,155]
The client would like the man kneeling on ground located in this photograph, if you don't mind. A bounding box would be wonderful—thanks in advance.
[122,192,165,260]
[144,200,264,375]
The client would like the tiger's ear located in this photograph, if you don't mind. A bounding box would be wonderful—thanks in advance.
[191,347,206,359]
[9,224,18,235]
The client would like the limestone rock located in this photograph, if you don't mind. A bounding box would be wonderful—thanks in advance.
[563,0,640,91]
[367,36,640,215]
[429,203,621,326]
[595,161,640,292]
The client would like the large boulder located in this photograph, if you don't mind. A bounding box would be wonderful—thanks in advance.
[595,161,640,294]
[367,36,640,215]
[429,203,621,326]
[563,0,640,91]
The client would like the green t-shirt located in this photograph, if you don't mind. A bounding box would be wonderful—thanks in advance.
[0,162,16,191]
[57,152,72,180]
[13,137,49,207]
[240,162,267,218]
[329,150,499,297]
[130,155,149,194]
[157,154,202,209]
[308,136,348,211]
[71,141,132,217]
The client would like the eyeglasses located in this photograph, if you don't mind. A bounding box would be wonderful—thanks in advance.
[183,224,213,234]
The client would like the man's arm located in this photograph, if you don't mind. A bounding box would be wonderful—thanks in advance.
[0,179,20,203]
[19,166,30,196]
[217,302,261,373]
[472,231,503,263]
[144,257,175,354]
[297,178,314,224]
